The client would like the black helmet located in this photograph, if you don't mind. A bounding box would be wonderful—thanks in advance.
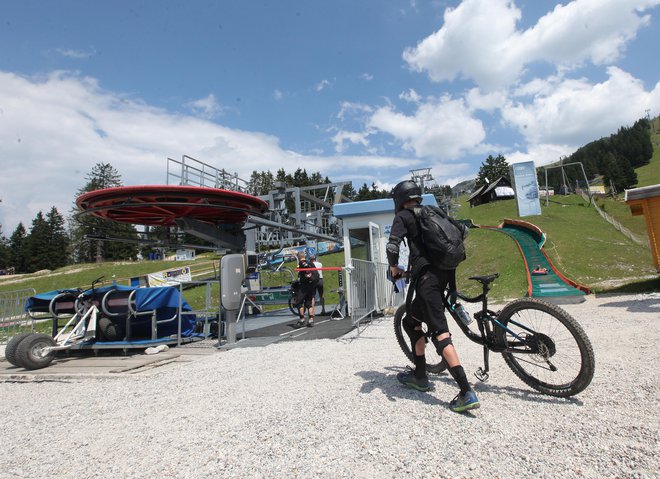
[391,180,422,213]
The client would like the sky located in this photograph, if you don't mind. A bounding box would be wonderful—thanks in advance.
[1,0,659,234]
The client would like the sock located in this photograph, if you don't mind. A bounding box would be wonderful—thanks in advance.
[414,354,427,378]
[448,365,471,394]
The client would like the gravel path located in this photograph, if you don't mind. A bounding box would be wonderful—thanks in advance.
[1,293,658,478]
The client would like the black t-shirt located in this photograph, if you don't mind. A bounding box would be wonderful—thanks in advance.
[298,259,319,283]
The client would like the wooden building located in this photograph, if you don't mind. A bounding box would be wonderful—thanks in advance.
[625,184,660,272]
[467,176,515,207]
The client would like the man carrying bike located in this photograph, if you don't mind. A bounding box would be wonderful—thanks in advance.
[387,180,480,413]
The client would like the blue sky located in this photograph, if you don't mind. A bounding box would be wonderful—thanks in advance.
[1,0,659,234]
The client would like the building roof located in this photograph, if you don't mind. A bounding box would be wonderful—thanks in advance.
[332,194,437,218]
[625,184,660,201]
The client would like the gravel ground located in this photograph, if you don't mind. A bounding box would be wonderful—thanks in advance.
[0,293,658,479]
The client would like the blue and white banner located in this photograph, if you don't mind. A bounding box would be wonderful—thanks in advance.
[511,161,542,217]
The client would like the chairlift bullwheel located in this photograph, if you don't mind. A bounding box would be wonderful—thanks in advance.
[4,332,34,367]
[14,333,57,370]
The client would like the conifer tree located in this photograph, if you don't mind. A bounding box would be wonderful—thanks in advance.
[9,223,28,273]
[70,163,139,262]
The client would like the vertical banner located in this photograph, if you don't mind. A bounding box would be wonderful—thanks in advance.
[511,161,542,217]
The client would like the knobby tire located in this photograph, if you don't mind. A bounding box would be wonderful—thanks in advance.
[496,298,595,397]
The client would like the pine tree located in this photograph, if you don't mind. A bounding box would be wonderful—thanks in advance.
[476,154,511,187]
[46,207,70,269]
[70,162,139,262]
[0,227,9,270]
[9,223,28,273]
[25,212,51,272]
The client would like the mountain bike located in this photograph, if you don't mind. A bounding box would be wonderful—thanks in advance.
[394,273,595,397]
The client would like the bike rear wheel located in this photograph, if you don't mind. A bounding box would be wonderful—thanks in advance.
[393,304,446,374]
[496,298,595,397]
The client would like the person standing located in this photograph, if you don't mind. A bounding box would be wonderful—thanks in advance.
[386,180,480,413]
[309,253,326,315]
[295,251,319,328]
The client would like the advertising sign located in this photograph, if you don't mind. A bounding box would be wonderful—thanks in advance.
[511,161,542,217]
[147,266,192,287]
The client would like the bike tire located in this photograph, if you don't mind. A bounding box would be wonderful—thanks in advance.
[496,298,595,397]
[14,333,57,370]
[4,332,33,367]
[393,304,446,374]
[288,297,299,316]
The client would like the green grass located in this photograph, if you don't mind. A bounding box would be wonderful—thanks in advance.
[635,118,660,187]
[457,194,656,295]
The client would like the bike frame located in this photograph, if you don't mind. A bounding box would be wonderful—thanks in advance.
[440,277,546,380]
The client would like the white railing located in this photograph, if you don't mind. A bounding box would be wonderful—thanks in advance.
[346,259,405,325]
[0,288,36,344]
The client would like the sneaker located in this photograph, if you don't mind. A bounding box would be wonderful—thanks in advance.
[307,319,314,327]
[449,390,480,413]
[397,370,433,392]
[294,320,305,328]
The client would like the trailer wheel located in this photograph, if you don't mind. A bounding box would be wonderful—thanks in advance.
[4,332,33,367]
[14,333,57,370]
[98,317,125,342]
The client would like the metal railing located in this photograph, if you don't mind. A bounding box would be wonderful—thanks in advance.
[346,259,405,326]
[0,288,36,344]
[167,155,250,192]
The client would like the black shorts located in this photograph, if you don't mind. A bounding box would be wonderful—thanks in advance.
[299,280,318,308]
[410,268,452,335]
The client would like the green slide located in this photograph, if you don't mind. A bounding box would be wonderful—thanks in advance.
[487,219,589,303]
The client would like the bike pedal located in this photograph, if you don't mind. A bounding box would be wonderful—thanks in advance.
[474,368,489,382]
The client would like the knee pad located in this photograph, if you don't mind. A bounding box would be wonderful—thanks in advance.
[403,313,425,345]
[432,335,453,357]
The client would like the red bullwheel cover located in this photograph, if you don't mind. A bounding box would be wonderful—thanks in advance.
[76,185,268,226]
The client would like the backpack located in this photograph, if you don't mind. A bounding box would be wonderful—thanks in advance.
[412,205,468,270]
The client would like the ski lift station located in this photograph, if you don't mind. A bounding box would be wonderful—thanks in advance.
[333,194,438,266]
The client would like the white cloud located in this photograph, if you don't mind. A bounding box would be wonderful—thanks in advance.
[54,47,97,59]
[360,73,374,81]
[0,71,410,233]
[507,143,576,168]
[502,67,660,146]
[403,0,660,90]
[336,101,373,121]
[367,95,486,160]
[399,89,421,103]
[315,79,332,92]
[331,130,369,153]
[186,93,224,119]
[273,89,283,101]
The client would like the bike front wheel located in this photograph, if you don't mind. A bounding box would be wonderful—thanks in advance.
[496,298,595,397]
[393,304,446,375]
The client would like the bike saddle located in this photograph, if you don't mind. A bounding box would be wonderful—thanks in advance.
[468,273,500,285]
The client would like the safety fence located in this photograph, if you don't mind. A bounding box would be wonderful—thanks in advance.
[346,259,406,326]
[582,192,650,247]
[0,288,36,345]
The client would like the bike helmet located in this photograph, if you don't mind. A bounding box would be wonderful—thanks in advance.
[391,180,422,213]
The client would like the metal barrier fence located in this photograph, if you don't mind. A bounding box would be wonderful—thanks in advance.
[347,259,406,326]
[581,192,650,247]
[0,288,36,345]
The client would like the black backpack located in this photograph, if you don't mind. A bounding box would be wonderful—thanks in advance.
[412,205,468,269]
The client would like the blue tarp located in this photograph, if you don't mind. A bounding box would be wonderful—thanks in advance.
[26,284,198,339]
